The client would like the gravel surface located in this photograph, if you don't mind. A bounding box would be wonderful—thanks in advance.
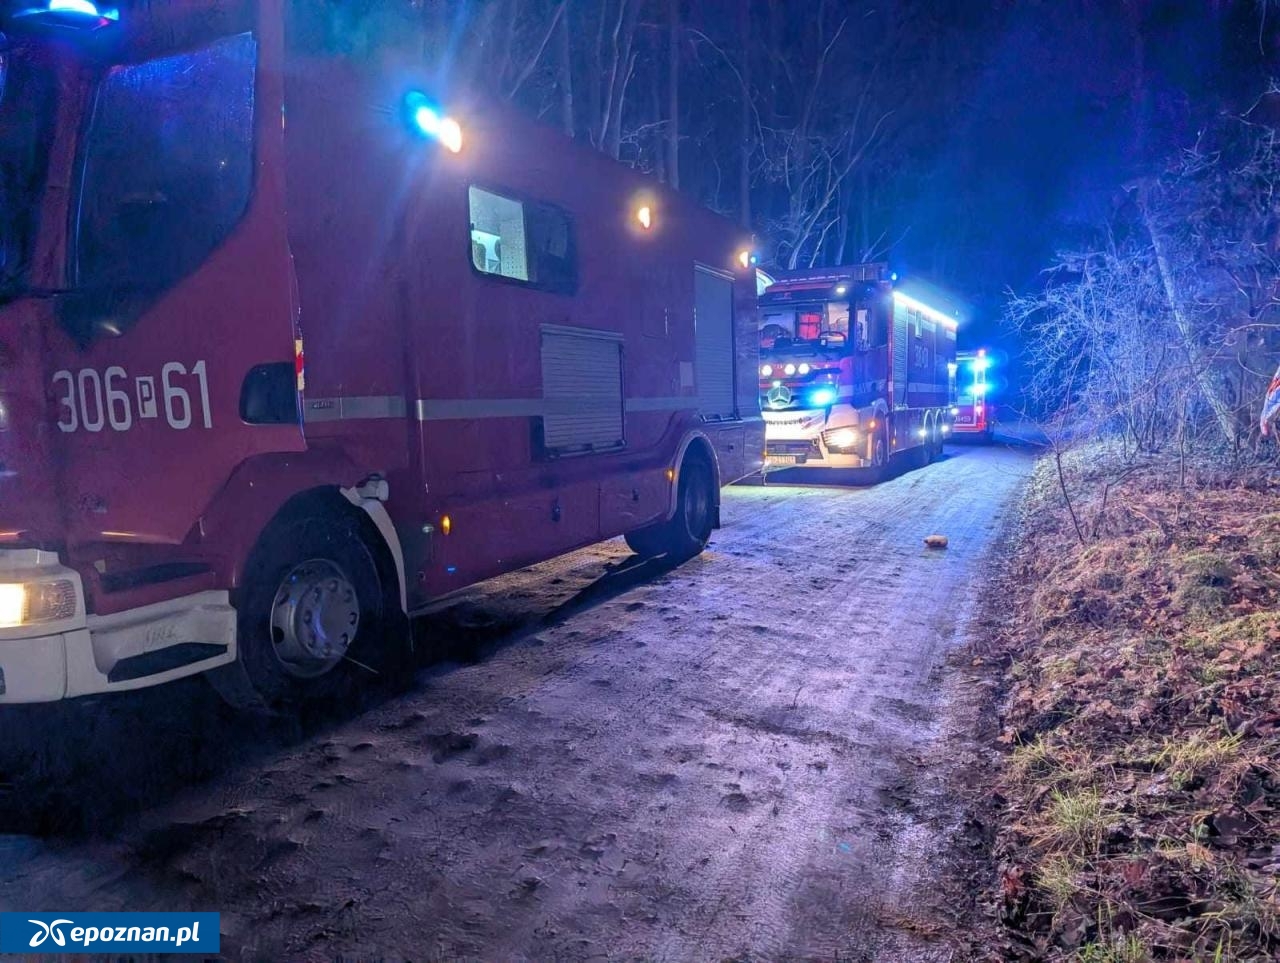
[0,444,1034,962]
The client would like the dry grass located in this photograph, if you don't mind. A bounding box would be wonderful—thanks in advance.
[989,447,1280,961]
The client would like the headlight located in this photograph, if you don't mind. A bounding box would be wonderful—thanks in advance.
[760,364,774,377]
[798,363,811,375]
[784,363,797,376]
[823,428,859,451]
[0,579,78,628]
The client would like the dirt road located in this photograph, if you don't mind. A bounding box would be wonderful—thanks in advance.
[0,444,1033,962]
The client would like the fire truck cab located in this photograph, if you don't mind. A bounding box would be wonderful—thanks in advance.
[757,264,957,473]
[952,349,994,440]
[0,0,763,708]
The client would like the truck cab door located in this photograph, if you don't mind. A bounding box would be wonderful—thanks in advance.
[48,27,305,546]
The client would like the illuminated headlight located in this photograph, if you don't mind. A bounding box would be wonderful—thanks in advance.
[798,363,811,375]
[950,406,959,416]
[942,425,951,434]
[760,364,774,378]
[0,579,77,628]
[784,363,797,376]
[823,428,859,451]
[917,428,928,439]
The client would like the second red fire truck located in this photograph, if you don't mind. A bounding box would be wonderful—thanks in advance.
[756,264,958,473]
[0,0,763,709]
[952,349,995,440]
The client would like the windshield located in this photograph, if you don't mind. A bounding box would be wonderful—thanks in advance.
[73,31,257,297]
[0,44,57,295]
[759,302,851,355]
[957,356,988,403]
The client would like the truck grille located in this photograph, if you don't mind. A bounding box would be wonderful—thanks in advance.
[767,440,822,458]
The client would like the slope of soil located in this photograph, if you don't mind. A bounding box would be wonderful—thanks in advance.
[987,449,1280,962]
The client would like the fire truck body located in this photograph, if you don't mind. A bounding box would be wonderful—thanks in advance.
[952,349,993,439]
[757,265,957,471]
[0,0,763,706]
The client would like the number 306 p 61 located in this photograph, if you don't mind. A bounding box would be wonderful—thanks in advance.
[52,362,212,433]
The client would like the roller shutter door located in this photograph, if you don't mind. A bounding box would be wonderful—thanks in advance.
[540,326,625,453]
[694,267,736,419]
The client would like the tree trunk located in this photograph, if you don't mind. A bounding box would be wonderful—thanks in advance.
[557,0,575,138]
[666,0,680,189]
[738,0,752,228]
[1137,181,1238,445]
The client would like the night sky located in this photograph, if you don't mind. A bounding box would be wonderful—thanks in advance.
[893,0,1276,365]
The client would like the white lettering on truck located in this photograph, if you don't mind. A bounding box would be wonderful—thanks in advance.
[53,362,211,432]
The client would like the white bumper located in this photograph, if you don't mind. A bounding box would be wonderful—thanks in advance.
[0,551,236,704]
[763,406,869,467]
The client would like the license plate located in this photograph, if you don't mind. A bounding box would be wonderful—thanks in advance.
[767,454,802,466]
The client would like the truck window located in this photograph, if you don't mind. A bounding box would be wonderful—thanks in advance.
[0,47,55,297]
[74,33,257,297]
[468,185,577,294]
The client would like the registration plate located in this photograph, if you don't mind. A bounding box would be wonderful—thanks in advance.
[766,454,803,466]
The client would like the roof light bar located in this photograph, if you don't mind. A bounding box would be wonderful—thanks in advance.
[892,291,959,331]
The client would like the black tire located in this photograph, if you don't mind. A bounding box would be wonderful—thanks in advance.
[221,506,403,710]
[625,455,716,561]
[922,420,936,464]
[870,426,888,470]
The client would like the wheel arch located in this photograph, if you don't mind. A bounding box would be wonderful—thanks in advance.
[242,486,406,621]
[665,429,721,520]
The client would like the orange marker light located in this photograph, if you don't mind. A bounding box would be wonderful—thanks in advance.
[441,515,453,536]
[665,468,675,482]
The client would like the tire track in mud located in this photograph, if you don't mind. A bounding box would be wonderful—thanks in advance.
[0,445,1033,962]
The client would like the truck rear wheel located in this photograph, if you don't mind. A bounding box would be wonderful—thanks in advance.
[625,454,716,561]
[214,505,403,711]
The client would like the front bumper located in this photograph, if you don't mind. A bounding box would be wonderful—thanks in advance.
[763,408,870,468]
[0,550,236,704]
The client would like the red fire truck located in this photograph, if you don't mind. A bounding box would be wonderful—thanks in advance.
[757,264,957,472]
[0,0,763,708]
[952,349,994,440]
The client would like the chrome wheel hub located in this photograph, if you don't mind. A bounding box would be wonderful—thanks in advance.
[270,559,360,678]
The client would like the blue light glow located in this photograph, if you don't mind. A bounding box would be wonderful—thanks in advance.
[14,0,119,22]
[809,387,837,407]
[405,91,463,152]
[47,0,117,18]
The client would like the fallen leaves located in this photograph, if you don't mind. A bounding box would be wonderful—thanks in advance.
[986,449,1280,961]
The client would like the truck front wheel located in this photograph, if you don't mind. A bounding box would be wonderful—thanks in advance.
[870,427,888,470]
[625,454,716,561]
[215,506,403,711]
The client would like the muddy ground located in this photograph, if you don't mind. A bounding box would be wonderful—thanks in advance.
[0,444,1033,962]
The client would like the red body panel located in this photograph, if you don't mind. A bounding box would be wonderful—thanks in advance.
[1,0,763,628]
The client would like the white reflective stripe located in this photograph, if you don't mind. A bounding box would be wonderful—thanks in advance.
[906,383,946,394]
[415,397,694,421]
[305,396,407,422]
